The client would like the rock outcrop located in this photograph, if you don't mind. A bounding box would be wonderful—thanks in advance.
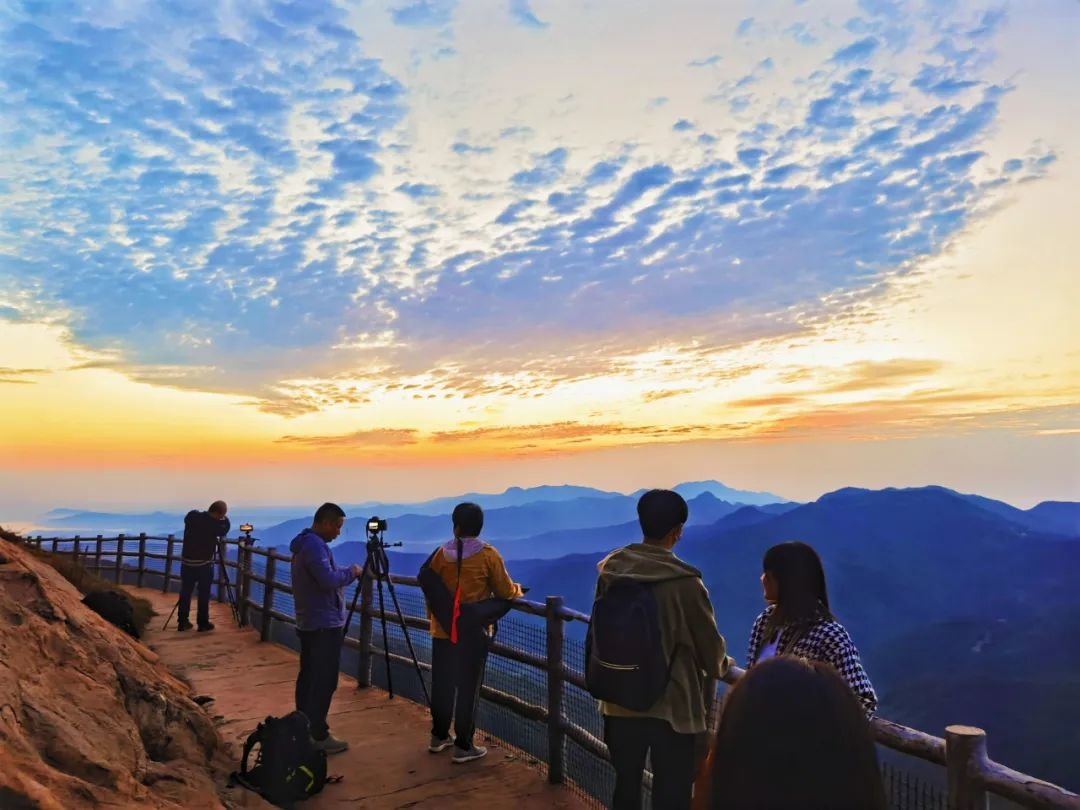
[0,537,234,809]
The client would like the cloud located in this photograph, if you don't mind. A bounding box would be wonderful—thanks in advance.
[511,147,569,187]
[0,366,48,384]
[688,55,721,68]
[736,148,767,168]
[586,160,623,185]
[396,182,441,199]
[509,0,548,29]
[495,199,537,225]
[785,22,818,46]
[500,125,534,139]
[276,428,420,447]
[832,37,880,63]
[968,7,1007,40]
[825,359,944,393]
[391,0,456,27]
[912,63,980,97]
[452,141,494,155]
[0,0,1053,418]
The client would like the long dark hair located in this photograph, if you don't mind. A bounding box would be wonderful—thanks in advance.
[710,657,887,810]
[763,541,833,635]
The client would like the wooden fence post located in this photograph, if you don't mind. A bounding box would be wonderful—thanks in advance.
[357,574,374,687]
[51,537,58,554]
[73,536,81,565]
[136,534,147,588]
[946,725,989,810]
[260,555,276,642]
[94,535,103,573]
[546,595,566,785]
[163,535,176,593]
[238,540,251,627]
[115,534,125,584]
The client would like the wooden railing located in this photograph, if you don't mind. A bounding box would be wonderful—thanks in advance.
[19,533,1080,810]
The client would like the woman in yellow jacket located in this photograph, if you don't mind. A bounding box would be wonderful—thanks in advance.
[427,502,523,763]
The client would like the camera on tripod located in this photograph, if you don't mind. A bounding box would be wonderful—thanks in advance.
[344,515,428,704]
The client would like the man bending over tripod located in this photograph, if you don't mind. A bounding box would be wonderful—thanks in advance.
[427,502,523,763]
[290,502,362,754]
[178,500,230,632]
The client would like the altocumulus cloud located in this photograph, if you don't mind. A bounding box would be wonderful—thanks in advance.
[0,0,1057,414]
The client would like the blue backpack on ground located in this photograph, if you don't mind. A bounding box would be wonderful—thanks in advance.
[585,579,672,711]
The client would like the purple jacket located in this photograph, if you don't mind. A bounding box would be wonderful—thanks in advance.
[289,529,358,631]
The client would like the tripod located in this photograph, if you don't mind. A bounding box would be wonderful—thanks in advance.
[344,528,430,705]
[162,537,243,630]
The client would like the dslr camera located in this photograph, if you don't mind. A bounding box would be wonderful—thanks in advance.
[367,516,388,534]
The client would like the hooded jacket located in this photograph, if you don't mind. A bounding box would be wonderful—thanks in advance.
[595,543,729,735]
[181,510,230,564]
[289,529,358,632]
[426,537,522,639]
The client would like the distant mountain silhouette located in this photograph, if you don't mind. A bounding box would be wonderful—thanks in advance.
[501,485,1079,789]
[629,479,786,506]
[258,491,792,554]
[1025,501,1080,536]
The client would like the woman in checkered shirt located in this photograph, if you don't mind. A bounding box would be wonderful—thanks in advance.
[745,541,878,717]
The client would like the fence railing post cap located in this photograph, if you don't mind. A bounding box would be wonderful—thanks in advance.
[945,725,986,739]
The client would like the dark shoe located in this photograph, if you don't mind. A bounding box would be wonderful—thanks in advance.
[197,622,215,632]
[312,734,348,754]
[177,621,193,632]
[429,734,454,753]
[452,743,487,763]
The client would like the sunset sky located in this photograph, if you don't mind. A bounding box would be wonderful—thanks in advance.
[1,0,1078,518]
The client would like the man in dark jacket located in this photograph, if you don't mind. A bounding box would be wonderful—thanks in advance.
[177,500,230,632]
[290,502,362,754]
[595,489,730,810]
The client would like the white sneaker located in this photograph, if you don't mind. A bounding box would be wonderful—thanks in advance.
[429,734,454,753]
[452,744,487,763]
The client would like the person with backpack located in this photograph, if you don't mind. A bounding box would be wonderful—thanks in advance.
[177,500,230,632]
[425,502,523,764]
[588,489,730,810]
[746,541,877,717]
[290,503,363,754]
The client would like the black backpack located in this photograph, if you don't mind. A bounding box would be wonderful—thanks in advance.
[417,544,513,647]
[82,590,139,638]
[230,711,337,807]
[585,579,672,711]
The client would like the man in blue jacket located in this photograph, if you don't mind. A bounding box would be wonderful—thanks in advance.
[178,501,230,632]
[290,502,362,754]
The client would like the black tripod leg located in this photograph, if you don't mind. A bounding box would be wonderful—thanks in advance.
[383,579,431,706]
[162,597,180,630]
[216,545,242,627]
[375,574,394,698]
[343,571,364,639]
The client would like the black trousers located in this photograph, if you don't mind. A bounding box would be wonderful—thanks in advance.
[178,562,213,628]
[295,627,344,741]
[604,716,697,810]
[430,635,489,750]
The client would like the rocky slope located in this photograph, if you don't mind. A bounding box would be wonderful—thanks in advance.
[0,536,236,809]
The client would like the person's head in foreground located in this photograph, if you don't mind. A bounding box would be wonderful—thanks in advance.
[710,656,887,810]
